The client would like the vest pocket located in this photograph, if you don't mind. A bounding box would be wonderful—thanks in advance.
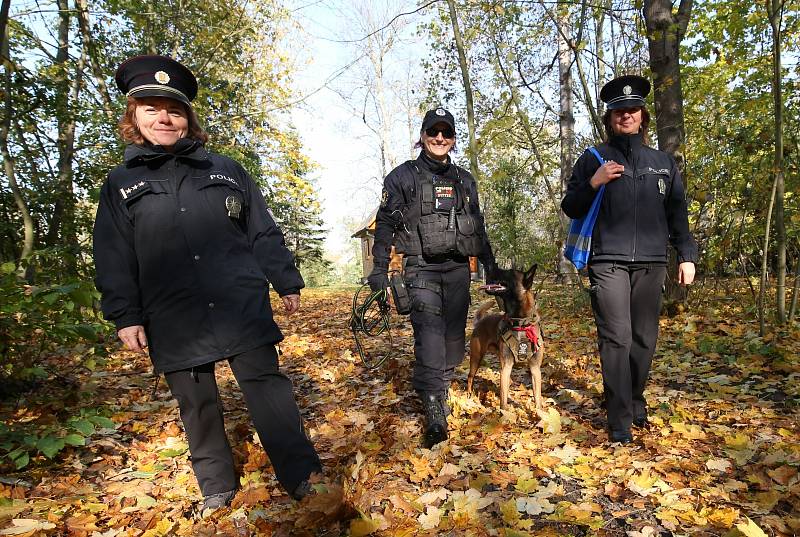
[455,214,482,256]
[418,213,456,256]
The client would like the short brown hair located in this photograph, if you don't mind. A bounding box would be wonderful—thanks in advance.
[118,96,209,145]
[602,107,650,145]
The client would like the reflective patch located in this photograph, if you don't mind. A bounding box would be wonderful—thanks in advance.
[119,181,146,199]
[210,173,239,188]
[380,188,388,208]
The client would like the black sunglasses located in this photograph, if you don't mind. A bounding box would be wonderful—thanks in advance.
[425,126,455,139]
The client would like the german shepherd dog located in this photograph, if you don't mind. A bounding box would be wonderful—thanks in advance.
[467,264,544,412]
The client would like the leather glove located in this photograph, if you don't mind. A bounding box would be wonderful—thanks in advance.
[483,260,500,283]
[367,266,390,293]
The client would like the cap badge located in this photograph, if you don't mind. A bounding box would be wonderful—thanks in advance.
[623,85,632,95]
[155,71,171,85]
[435,108,446,116]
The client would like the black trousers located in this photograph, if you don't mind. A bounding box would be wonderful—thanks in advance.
[405,258,471,394]
[164,344,321,497]
[588,262,666,433]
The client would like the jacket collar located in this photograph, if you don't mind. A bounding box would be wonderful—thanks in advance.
[417,150,452,175]
[608,132,644,156]
[124,138,210,166]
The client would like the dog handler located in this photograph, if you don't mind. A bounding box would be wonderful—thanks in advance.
[368,108,498,448]
[93,55,322,511]
[561,75,698,443]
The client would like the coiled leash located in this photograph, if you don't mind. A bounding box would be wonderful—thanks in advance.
[349,270,415,369]
[349,283,393,369]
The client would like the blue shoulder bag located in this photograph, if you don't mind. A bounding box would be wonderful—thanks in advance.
[564,147,606,270]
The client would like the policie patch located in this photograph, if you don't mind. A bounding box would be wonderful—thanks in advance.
[225,195,242,218]
[380,188,389,208]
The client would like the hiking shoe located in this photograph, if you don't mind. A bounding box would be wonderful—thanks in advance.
[201,489,237,513]
[291,478,313,501]
[609,429,633,444]
[633,416,650,429]
[421,393,448,448]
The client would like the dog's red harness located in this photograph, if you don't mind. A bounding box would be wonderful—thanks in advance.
[512,324,540,350]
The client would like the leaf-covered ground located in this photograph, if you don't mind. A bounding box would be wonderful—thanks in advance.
[1,282,799,536]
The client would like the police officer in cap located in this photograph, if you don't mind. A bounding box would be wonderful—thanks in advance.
[369,107,497,448]
[561,75,697,443]
[93,55,322,512]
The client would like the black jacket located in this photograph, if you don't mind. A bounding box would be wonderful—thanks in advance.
[93,139,303,373]
[372,151,494,269]
[561,133,698,264]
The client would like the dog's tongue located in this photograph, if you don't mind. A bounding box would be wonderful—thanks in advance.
[479,284,506,293]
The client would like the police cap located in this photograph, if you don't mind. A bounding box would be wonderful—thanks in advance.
[421,107,455,132]
[600,75,650,110]
[115,55,197,105]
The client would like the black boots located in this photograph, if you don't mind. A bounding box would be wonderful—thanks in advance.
[421,392,448,448]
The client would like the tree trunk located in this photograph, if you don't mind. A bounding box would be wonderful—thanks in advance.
[766,0,786,323]
[0,0,10,64]
[0,44,34,265]
[758,176,778,336]
[643,0,693,308]
[76,0,115,121]
[557,6,577,283]
[46,0,81,271]
[446,0,480,181]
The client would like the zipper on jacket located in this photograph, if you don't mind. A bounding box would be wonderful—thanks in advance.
[630,145,637,262]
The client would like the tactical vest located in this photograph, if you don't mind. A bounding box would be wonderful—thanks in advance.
[394,161,484,258]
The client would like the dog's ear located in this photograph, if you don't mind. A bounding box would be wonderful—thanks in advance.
[523,264,537,289]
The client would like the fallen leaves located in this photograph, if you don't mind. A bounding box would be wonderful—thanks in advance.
[0,284,798,535]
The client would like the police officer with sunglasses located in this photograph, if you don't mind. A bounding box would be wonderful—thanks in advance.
[368,108,497,448]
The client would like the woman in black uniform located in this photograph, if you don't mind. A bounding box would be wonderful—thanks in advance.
[93,55,321,511]
[561,75,697,443]
[368,108,497,448]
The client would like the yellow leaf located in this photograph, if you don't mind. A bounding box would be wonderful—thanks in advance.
[627,468,658,496]
[0,519,56,535]
[515,477,539,494]
[701,506,739,528]
[706,458,732,472]
[537,408,561,434]
[733,517,768,537]
[349,517,380,537]
[418,506,441,530]
[500,499,520,525]
[670,422,707,439]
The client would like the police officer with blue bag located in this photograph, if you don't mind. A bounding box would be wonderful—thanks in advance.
[561,75,697,443]
[93,55,322,513]
[368,108,497,448]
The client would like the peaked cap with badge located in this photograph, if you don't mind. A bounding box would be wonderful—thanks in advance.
[115,55,198,105]
[421,107,456,132]
[600,75,651,110]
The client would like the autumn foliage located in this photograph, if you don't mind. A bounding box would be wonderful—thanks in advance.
[0,283,798,536]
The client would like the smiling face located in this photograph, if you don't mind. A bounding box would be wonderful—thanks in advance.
[609,106,644,136]
[420,121,455,161]
[134,97,189,149]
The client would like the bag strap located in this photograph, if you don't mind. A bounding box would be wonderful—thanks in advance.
[586,146,606,165]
